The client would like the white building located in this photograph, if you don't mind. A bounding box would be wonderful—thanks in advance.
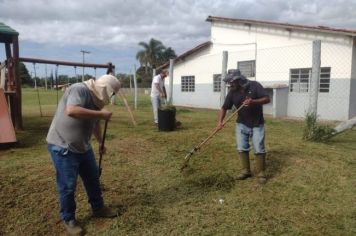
[161,16,356,121]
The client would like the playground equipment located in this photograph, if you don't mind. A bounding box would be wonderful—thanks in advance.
[0,88,16,144]
[0,22,116,144]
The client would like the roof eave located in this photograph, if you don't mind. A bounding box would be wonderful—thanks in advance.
[157,41,212,70]
[206,16,356,37]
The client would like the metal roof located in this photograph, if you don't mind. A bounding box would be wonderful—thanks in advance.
[206,16,356,37]
[0,22,19,36]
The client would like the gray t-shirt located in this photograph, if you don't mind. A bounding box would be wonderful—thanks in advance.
[46,83,99,153]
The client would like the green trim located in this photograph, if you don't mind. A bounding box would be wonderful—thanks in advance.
[0,22,19,36]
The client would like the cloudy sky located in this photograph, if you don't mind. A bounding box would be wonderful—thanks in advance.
[1,0,355,76]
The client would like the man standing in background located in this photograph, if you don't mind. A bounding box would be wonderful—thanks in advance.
[150,69,167,125]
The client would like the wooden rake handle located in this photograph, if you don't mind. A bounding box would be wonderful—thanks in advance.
[181,104,245,170]
[99,119,109,177]
[118,90,137,126]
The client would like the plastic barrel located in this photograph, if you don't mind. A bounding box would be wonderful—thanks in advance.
[158,108,176,131]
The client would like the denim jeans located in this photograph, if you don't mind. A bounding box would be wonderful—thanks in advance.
[236,123,266,154]
[151,96,161,124]
[48,144,104,221]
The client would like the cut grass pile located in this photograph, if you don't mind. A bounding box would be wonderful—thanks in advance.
[0,88,355,235]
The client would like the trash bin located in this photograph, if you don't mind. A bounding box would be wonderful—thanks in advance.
[158,107,176,131]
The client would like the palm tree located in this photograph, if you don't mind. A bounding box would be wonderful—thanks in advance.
[158,47,177,65]
[136,50,149,73]
[136,38,165,72]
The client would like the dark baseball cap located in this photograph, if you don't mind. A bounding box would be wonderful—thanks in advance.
[223,69,245,83]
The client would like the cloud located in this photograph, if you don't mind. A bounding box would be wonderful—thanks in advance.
[0,0,355,72]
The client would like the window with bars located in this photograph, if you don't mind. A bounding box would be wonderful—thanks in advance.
[237,60,255,77]
[319,67,331,93]
[289,67,331,93]
[181,76,195,92]
[213,74,221,92]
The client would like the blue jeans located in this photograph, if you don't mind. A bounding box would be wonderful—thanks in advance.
[236,123,266,154]
[48,144,104,221]
[151,96,161,124]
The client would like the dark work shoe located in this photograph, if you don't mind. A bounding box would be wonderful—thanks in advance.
[93,206,118,218]
[236,172,252,180]
[63,219,83,236]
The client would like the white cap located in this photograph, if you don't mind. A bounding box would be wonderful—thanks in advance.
[96,74,121,95]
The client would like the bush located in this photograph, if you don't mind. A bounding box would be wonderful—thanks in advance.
[303,112,335,142]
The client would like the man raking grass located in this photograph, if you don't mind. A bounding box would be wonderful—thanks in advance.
[182,69,270,185]
[217,69,270,184]
[46,74,121,235]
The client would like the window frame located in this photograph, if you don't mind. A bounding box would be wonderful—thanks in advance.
[289,67,331,93]
[213,74,221,92]
[181,75,195,92]
[237,60,256,77]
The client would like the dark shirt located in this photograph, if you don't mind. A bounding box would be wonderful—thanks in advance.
[222,81,269,128]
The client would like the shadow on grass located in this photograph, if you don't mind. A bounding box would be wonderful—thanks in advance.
[99,170,236,232]
[185,172,235,191]
[14,128,48,148]
[6,115,52,149]
[267,149,292,179]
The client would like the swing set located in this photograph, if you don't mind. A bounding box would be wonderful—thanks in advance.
[1,23,115,131]
[21,57,114,117]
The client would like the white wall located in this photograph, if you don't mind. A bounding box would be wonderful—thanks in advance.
[171,21,354,120]
[172,45,221,109]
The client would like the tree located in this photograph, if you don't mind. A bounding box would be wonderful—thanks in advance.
[19,62,32,87]
[136,38,177,83]
[158,47,177,65]
[136,38,166,70]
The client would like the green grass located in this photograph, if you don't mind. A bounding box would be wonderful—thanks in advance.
[0,88,355,235]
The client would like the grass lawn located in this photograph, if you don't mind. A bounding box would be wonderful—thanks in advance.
[0,88,355,235]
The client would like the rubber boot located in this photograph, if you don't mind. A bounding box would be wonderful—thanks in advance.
[255,153,267,184]
[236,151,252,180]
[93,206,118,218]
[63,219,84,236]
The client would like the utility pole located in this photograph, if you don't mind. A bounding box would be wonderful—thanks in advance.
[80,49,90,82]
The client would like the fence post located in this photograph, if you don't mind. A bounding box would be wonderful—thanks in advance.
[168,59,174,104]
[129,72,133,93]
[220,51,228,106]
[309,40,321,114]
[133,64,138,110]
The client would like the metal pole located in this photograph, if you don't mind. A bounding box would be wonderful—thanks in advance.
[32,63,37,89]
[168,59,174,104]
[45,64,48,90]
[33,72,37,89]
[129,71,132,93]
[80,50,90,82]
[133,65,138,110]
[254,43,257,81]
[20,57,113,69]
[220,51,228,106]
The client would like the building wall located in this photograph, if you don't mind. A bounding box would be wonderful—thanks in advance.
[171,46,221,109]
[171,21,354,120]
[273,87,289,117]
